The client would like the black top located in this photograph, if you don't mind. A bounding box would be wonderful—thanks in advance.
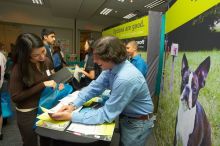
[80,52,101,88]
[45,44,54,65]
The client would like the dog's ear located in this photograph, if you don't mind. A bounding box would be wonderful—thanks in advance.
[181,53,188,77]
[195,56,211,88]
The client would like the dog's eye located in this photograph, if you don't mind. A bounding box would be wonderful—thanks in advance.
[182,80,188,85]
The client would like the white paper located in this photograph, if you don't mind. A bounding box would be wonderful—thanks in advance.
[49,91,82,113]
[66,122,115,136]
[74,65,82,82]
[67,123,96,135]
[59,91,80,104]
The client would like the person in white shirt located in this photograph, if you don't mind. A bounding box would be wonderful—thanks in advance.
[0,42,7,140]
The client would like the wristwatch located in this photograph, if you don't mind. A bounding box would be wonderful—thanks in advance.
[68,102,77,110]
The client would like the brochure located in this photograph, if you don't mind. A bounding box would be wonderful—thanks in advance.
[67,122,115,136]
[73,65,82,82]
[36,91,81,131]
[36,110,70,131]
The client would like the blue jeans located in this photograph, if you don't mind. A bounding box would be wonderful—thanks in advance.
[119,116,154,146]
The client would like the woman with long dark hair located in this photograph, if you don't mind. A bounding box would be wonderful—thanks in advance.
[9,33,57,146]
[73,39,101,89]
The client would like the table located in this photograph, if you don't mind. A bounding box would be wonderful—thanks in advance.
[36,126,111,146]
[35,91,118,146]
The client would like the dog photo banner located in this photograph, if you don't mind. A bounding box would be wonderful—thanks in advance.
[155,2,220,146]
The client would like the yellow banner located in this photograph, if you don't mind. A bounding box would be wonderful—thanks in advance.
[102,16,148,39]
[166,0,220,33]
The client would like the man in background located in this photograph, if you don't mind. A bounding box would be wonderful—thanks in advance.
[41,28,56,65]
[126,40,148,77]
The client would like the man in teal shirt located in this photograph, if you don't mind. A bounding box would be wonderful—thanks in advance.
[51,36,154,146]
[126,40,148,77]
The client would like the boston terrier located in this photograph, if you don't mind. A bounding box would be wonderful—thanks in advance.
[174,54,211,146]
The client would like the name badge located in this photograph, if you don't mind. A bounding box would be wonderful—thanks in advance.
[46,69,51,76]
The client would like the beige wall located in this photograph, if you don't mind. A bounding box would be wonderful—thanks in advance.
[0,22,74,55]
[0,23,21,53]
[0,1,102,56]
[20,25,74,53]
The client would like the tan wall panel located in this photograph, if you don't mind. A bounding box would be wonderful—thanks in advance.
[0,24,6,45]
[4,24,21,52]
[0,23,22,53]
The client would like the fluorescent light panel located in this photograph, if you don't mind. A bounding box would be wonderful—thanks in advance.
[32,0,43,5]
[144,0,164,8]
[117,0,125,2]
[149,0,165,8]
[123,13,137,19]
[100,8,113,15]
[144,0,161,7]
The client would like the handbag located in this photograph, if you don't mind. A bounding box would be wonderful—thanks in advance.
[37,84,73,115]
[1,91,13,118]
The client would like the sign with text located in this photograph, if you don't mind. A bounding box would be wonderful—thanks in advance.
[102,16,148,39]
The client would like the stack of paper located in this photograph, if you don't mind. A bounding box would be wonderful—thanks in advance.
[36,91,81,131]
[36,91,116,141]
[66,122,115,136]
[36,107,70,131]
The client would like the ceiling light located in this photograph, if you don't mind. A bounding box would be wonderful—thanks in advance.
[117,0,125,2]
[149,0,165,8]
[144,0,164,8]
[100,8,113,15]
[32,0,43,5]
[123,13,137,19]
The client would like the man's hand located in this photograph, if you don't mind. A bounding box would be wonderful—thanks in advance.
[57,105,76,113]
[49,111,72,121]
[49,105,76,121]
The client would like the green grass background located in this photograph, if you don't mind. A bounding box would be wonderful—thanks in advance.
[154,51,220,146]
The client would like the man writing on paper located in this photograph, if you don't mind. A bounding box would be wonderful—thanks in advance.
[50,36,154,146]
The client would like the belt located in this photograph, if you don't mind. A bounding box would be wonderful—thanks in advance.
[120,113,154,121]
[16,107,38,112]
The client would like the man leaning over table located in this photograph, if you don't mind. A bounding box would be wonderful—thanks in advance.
[50,36,154,146]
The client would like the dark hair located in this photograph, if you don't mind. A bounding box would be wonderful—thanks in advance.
[53,45,61,52]
[7,52,12,58]
[86,38,95,53]
[14,33,45,86]
[93,36,127,64]
[41,28,55,39]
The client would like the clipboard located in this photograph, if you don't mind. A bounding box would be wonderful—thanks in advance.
[49,67,73,83]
